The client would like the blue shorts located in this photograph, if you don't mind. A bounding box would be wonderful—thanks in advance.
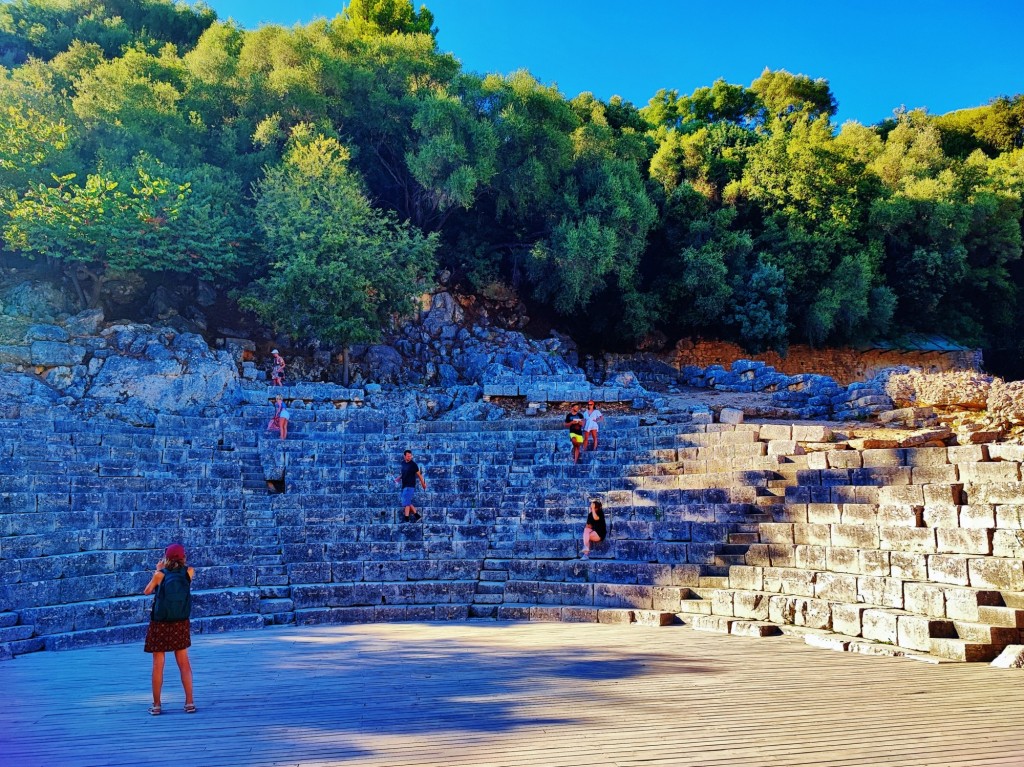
[400,487,416,506]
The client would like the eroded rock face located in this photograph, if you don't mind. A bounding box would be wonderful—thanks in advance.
[350,290,579,387]
[1,281,75,321]
[87,326,240,411]
[988,379,1024,426]
[884,370,993,409]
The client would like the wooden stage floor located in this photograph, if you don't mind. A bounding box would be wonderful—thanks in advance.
[1,621,1022,767]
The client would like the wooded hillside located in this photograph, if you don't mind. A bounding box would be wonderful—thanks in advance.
[1,0,1022,367]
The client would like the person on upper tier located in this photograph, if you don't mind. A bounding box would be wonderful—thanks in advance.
[270,349,286,386]
[565,404,584,463]
[583,400,604,452]
[143,543,196,715]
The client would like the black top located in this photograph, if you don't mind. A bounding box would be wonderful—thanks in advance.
[565,411,583,436]
[586,507,607,539]
[400,460,420,488]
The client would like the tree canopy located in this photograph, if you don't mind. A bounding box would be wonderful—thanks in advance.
[0,0,1022,369]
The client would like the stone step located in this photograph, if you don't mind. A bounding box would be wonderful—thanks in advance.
[259,598,294,614]
[951,621,1021,645]
[475,582,505,596]
[497,604,675,626]
[0,625,34,642]
[0,613,19,629]
[41,614,265,653]
[479,570,509,581]
[687,614,734,633]
[678,599,712,615]
[978,605,1024,628]
[472,594,503,604]
[468,605,497,619]
[730,620,782,638]
[1002,591,1024,609]
[929,637,1002,662]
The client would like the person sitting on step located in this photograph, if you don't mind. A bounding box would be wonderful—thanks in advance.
[581,500,606,559]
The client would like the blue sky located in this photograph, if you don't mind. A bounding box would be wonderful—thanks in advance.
[196,0,1024,126]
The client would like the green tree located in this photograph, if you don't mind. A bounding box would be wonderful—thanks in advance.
[241,130,437,382]
[4,154,245,306]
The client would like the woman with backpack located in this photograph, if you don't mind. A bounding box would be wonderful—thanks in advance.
[143,543,196,715]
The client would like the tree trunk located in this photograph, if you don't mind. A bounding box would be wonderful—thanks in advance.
[342,345,351,387]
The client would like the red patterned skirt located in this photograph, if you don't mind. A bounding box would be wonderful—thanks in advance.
[144,619,191,653]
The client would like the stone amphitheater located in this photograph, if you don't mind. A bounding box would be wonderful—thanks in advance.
[1,286,1023,669]
[3,384,1024,666]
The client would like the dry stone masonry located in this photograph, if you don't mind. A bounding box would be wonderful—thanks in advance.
[0,280,1022,665]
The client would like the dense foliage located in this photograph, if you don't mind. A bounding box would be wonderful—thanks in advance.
[1,0,1023,364]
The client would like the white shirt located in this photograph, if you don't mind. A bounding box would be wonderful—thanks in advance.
[583,408,603,431]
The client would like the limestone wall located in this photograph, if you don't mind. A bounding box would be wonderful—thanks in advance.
[663,340,981,386]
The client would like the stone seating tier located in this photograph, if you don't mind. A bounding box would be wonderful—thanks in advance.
[2,413,1023,661]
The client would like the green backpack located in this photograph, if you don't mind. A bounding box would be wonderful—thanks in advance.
[152,568,192,622]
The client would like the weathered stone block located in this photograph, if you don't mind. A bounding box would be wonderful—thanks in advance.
[732,591,771,620]
[767,544,796,567]
[861,609,899,644]
[840,504,877,525]
[991,645,1024,668]
[923,484,964,509]
[759,523,794,543]
[912,465,959,484]
[923,505,960,529]
[793,597,832,630]
[793,523,830,546]
[960,462,1022,483]
[968,482,1024,505]
[995,505,1024,530]
[861,449,902,468]
[807,503,841,525]
[937,528,993,556]
[989,445,1024,462]
[795,544,826,570]
[857,575,904,608]
[824,546,859,574]
[890,551,929,581]
[719,407,744,424]
[948,445,988,463]
[958,504,996,529]
[832,603,870,636]
[928,554,970,586]
[805,452,829,470]
[758,424,792,441]
[993,530,1024,558]
[832,524,880,549]
[728,566,763,591]
[768,595,797,624]
[880,527,936,553]
[898,614,955,652]
[827,450,862,469]
[879,485,924,505]
[904,582,947,617]
[792,425,832,442]
[968,558,1024,591]
[860,549,890,576]
[814,572,858,602]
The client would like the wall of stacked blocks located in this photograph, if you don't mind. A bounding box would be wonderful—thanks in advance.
[2,398,1023,663]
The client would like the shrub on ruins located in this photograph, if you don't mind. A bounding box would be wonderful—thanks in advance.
[3,154,248,308]
[240,128,438,384]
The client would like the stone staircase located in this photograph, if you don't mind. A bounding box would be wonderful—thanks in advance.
[675,435,1024,661]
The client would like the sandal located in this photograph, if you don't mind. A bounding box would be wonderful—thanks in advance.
[184,704,197,714]
[148,705,161,716]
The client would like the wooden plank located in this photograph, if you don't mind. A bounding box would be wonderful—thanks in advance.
[0,622,1022,766]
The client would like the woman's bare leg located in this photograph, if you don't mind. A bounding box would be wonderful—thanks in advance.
[174,648,194,706]
[151,652,166,706]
